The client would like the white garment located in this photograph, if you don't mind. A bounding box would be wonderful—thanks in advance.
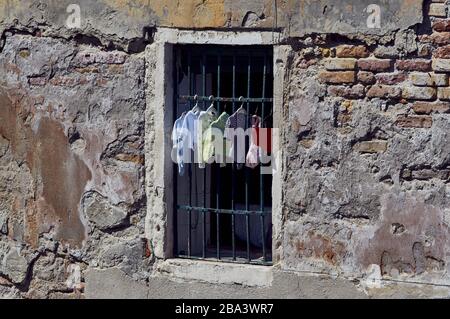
[172,114,186,176]
[182,110,199,151]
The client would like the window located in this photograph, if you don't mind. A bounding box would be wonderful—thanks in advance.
[173,45,273,265]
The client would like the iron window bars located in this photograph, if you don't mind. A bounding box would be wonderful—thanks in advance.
[173,45,273,266]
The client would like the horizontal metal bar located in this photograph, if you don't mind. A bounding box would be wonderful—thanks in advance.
[178,95,273,103]
[177,205,271,215]
[175,255,272,266]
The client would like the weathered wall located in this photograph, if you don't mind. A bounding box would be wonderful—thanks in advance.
[0,34,148,298]
[280,0,450,288]
[1,0,450,299]
[0,0,423,48]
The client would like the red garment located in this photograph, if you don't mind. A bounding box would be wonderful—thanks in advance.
[255,127,272,154]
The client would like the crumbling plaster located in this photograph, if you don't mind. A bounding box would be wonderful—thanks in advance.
[1,0,450,299]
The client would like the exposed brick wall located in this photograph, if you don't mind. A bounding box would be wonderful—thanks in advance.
[282,1,450,287]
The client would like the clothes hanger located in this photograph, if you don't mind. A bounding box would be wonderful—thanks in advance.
[254,105,260,116]
[236,96,247,115]
[206,95,217,116]
[263,108,273,125]
[191,95,200,114]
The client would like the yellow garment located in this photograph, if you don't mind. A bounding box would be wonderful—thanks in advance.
[197,111,217,168]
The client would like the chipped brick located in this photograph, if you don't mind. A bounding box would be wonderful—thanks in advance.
[395,115,433,128]
[318,71,355,84]
[324,58,356,71]
[432,59,450,72]
[432,19,450,32]
[402,87,437,100]
[429,3,447,17]
[327,84,365,99]
[335,45,370,58]
[410,72,448,86]
[28,77,47,86]
[367,85,402,99]
[434,45,450,58]
[357,71,376,85]
[376,72,406,85]
[420,33,450,45]
[357,59,392,72]
[396,59,432,72]
[354,140,388,154]
[413,102,450,114]
[438,87,450,100]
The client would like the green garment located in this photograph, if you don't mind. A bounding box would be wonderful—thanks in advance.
[197,111,218,168]
[203,112,230,165]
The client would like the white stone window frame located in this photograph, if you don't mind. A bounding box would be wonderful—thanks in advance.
[144,28,289,286]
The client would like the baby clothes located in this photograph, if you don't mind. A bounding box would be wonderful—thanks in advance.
[197,111,218,168]
[203,112,230,166]
[246,115,262,169]
[172,113,186,176]
[224,110,248,168]
[181,109,199,151]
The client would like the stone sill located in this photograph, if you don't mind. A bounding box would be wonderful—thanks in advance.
[155,258,273,287]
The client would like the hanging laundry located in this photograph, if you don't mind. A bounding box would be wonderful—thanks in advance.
[256,127,272,155]
[197,110,218,168]
[224,108,248,169]
[246,115,262,169]
[181,108,199,151]
[172,113,186,176]
[203,112,230,166]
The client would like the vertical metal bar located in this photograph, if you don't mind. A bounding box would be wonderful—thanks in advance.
[202,53,207,259]
[231,52,236,261]
[173,47,179,257]
[187,51,192,257]
[216,54,221,260]
[246,53,251,262]
[260,54,267,261]
[246,214,250,262]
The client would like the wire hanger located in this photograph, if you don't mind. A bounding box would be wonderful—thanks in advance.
[236,96,247,115]
[207,95,217,116]
[263,108,273,127]
[192,95,200,114]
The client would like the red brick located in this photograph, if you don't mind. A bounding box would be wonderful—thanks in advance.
[357,59,392,72]
[28,77,47,86]
[49,76,88,87]
[434,45,450,58]
[335,45,370,58]
[318,71,355,84]
[327,84,365,99]
[357,71,376,85]
[375,72,406,85]
[396,59,432,72]
[420,33,450,46]
[366,85,402,99]
[395,115,432,128]
[413,102,450,114]
[432,19,450,32]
